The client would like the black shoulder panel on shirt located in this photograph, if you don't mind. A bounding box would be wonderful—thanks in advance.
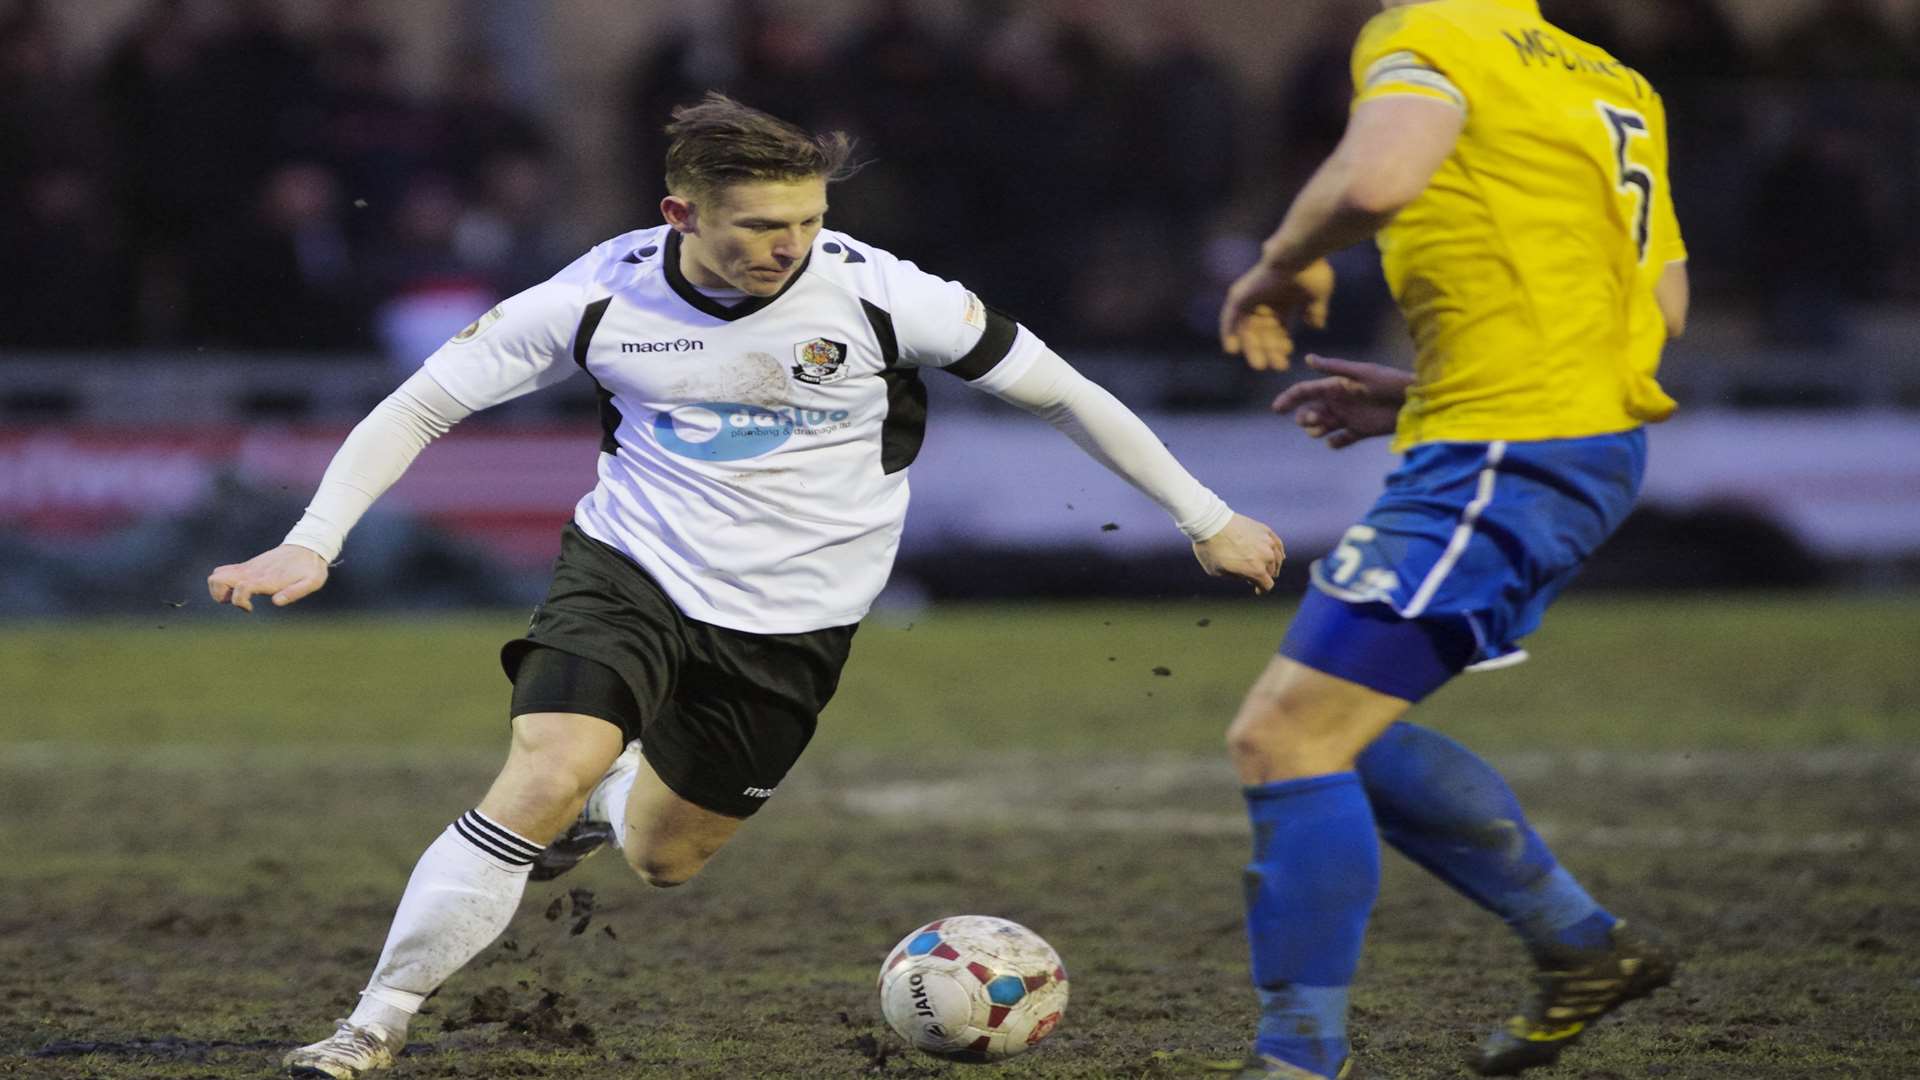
[573,297,611,367]
[944,307,1018,382]
[861,298,900,368]
[878,368,927,475]
[573,297,622,454]
[863,298,925,475]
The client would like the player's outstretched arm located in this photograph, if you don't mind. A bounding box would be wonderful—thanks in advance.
[202,266,589,614]
[205,369,475,613]
[1192,513,1286,595]
[1269,353,1411,449]
[208,544,329,612]
[982,347,1285,594]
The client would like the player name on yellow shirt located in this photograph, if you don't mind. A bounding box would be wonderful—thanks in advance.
[1501,27,1647,95]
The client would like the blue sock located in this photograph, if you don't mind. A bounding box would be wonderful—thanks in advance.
[1243,772,1378,1076]
[1357,722,1616,963]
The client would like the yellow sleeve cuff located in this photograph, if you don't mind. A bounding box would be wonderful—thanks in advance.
[1357,50,1467,113]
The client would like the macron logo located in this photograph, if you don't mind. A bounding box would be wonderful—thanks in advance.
[742,786,776,799]
[622,339,704,353]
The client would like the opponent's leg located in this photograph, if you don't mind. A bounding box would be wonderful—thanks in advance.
[285,712,621,1078]
[1227,657,1408,1079]
[1284,595,1619,958]
[1354,723,1675,1073]
[1359,722,1617,960]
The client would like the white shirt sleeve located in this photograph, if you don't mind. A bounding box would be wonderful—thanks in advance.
[282,241,622,562]
[871,247,1040,384]
[853,242,1229,538]
[282,370,475,562]
[420,246,604,411]
[982,347,1236,542]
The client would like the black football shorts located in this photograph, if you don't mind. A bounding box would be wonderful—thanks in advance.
[503,523,857,818]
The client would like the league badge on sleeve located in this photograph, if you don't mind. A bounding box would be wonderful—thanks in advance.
[792,337,850,385]
[961,291,988,332]
[451,305,504,344]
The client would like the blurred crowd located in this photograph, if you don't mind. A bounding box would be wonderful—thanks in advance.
[2,0,1917,360]
[0,0,565,360]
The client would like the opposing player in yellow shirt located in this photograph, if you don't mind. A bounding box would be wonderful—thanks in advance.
[1214,2,1689,1077]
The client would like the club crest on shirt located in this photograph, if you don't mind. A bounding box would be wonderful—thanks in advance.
[791,337,849,385]
[451,305,504,344]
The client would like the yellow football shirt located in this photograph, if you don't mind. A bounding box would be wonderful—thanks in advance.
[1350,0,1685,450]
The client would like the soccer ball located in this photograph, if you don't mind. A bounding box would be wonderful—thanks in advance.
[877,915,1069,1063]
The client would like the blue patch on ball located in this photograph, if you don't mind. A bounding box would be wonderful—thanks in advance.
[906,932,942,956]
[986,975,1027,1005]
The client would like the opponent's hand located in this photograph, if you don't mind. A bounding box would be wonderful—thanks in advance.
[1270,353,1412,449]
[207,544,330,612]
[1220,258,1335,372]
[1193,513,1286,595]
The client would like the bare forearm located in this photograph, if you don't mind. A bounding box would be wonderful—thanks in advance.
[1655,261,1689,339]
[1261,97,1464,275]
[1259,156,1399,276]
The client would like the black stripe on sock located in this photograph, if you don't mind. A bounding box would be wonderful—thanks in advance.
[454,813,538,866]
[454,817,529,865]
[462,811,544,858]
[454,818,529,865]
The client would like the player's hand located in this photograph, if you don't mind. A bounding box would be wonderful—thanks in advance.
[1219,258,1335,372]
[1270,353,1412,449]
[1192,513,1286,595]
[207,544,330,612]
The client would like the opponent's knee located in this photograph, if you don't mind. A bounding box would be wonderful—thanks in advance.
[1224,710,1268,766]
[1226,688,1307,757]
[1226,688,1364,782]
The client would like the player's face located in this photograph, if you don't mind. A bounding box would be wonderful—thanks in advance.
[673,178,828,296]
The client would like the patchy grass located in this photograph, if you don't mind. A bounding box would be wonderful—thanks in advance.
[3,596,1918,1077]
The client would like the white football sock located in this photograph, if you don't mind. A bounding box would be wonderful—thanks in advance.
[599,764,638,852]
[346,810,543,1036]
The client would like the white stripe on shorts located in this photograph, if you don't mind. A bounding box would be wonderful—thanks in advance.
[1403,441,1507,618]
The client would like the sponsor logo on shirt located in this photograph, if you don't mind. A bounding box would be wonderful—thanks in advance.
[791,337,849,385]
[651,401,852,461]
[621,338,705,353]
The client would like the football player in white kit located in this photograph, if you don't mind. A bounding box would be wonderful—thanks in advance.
[209,94,1285,1079]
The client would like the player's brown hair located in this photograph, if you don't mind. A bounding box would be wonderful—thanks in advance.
[664,92,859,200]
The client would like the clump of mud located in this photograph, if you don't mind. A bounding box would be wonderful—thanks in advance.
[444,986,595,1047]
[542,886,598,936]
[837,1010,908,1073]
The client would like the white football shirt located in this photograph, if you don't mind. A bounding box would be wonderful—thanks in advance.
[422,226,1042,633]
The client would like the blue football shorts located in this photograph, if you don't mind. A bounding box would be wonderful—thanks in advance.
[1280,429,1648,702]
